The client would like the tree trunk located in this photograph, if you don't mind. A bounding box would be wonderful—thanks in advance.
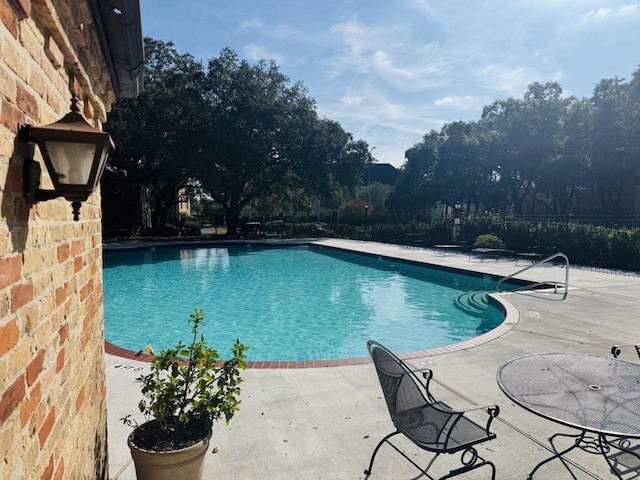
[152,200,170,234]
[224,204,242,238]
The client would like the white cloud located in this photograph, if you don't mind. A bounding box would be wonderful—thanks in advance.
[558,2,640,31]
[327,19,397,76]
[244,44,285,64]
[407,0,447,23]
[326,19,451,91]
[583,7,613,20]
[238,17,305,46]
[620,3,640,14]
[580,3,639,23]
[475,64,563,97]
[434,95,488,113]
[338,92,364,109]
[239,19,264,30]
[372,51,415,81]
[320,85,447,140]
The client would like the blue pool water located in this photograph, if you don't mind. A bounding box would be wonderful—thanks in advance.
[103,245,505,361]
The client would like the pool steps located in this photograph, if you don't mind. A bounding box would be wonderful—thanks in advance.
[454,289,493,316]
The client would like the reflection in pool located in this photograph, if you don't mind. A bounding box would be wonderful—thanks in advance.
[103,245,505,361]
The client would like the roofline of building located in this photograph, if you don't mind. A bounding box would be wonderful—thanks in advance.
[88,0,144,98]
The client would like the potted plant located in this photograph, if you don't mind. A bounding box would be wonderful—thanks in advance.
[123,308,248,480]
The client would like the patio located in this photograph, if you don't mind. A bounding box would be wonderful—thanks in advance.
[107,239,640,479]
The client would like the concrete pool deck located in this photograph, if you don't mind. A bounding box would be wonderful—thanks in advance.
[106,239,640,479]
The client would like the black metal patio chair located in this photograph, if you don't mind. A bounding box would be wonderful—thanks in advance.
[365,340,500,479]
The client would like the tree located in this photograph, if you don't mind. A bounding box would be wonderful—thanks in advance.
[105,41,368,235]
[550,97,593,215]
[475,83,582,215]
[434,120,487,211]
[479,97,523,215]
[196,48,367,235]
[516,82,571,214]
[590,77,635,212]
[391,70,640,219]
[361,182,391,220]
[104,38,206,232]
[388,130,440,216]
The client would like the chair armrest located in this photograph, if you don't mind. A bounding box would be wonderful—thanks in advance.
[417,369,437,402]
[471,404,500,434]
[483,404,500,433]
[438,403,500,440]
[419,369,433,378]
[450,403,500,417]
[438,402,500,428]
[416,368,500,420]
[611,344,640,360]
[412,366,500,438]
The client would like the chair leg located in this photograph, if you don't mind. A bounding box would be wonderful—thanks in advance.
[368,433,442,478]
[439,448,497,480]
[365,435,497,480]
[364,431,400,478]
[440,459,496,480]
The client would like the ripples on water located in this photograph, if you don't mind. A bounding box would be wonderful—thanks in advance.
[103,245,504,361]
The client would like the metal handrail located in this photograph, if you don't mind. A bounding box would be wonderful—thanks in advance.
[496,253,569,294]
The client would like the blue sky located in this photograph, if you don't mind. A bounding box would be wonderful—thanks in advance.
[140,0,640,167]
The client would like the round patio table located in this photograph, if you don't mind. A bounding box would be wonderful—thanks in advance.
[497,352,640,479]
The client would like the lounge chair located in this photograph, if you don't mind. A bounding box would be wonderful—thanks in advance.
[365,340,500,479]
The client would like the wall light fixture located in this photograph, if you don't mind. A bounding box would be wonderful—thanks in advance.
[19,95,114,220]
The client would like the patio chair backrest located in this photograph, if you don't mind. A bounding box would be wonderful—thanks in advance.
[369,341,423,413]
[368,341,451,446]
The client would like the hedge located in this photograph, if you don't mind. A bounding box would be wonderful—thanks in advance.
[324,218,640,272]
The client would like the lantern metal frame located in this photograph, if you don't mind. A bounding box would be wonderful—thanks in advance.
[18,96,114,221]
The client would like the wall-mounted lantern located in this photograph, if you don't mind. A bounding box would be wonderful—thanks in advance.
[18,95,114,221]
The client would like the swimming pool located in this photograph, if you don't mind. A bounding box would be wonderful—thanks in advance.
[103,245,506,361]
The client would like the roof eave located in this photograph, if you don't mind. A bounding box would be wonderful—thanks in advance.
[88,0,144,98]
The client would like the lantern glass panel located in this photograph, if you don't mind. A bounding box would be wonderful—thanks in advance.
[45,141,97,185]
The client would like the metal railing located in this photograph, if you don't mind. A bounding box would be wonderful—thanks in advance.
[496,253,570,295]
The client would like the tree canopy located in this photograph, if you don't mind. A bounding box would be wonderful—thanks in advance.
[104,39,370,234]
[195,48,368,234]
[396,69,640,217]
[104,39,640,231]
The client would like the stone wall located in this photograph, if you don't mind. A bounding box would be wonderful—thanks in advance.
[0,1,117,478]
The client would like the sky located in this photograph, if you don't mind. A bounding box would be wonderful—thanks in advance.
[140,0,640,168]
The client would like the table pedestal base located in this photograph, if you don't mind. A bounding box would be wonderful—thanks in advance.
[528,431,640,480]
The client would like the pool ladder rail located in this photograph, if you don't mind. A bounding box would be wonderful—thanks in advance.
[454,253,570,316]
[496,252,569,296]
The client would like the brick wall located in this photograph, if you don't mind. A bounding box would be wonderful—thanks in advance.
[0,1,117,478]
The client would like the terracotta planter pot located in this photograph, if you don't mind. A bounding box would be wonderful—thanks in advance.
[128,426,212,480]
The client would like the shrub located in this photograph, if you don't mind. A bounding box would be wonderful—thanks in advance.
[183,219,201,236]
[473,233,505,249]
[161,223,179,236]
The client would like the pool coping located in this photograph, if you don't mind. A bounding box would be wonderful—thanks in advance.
[103,240,521,368]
